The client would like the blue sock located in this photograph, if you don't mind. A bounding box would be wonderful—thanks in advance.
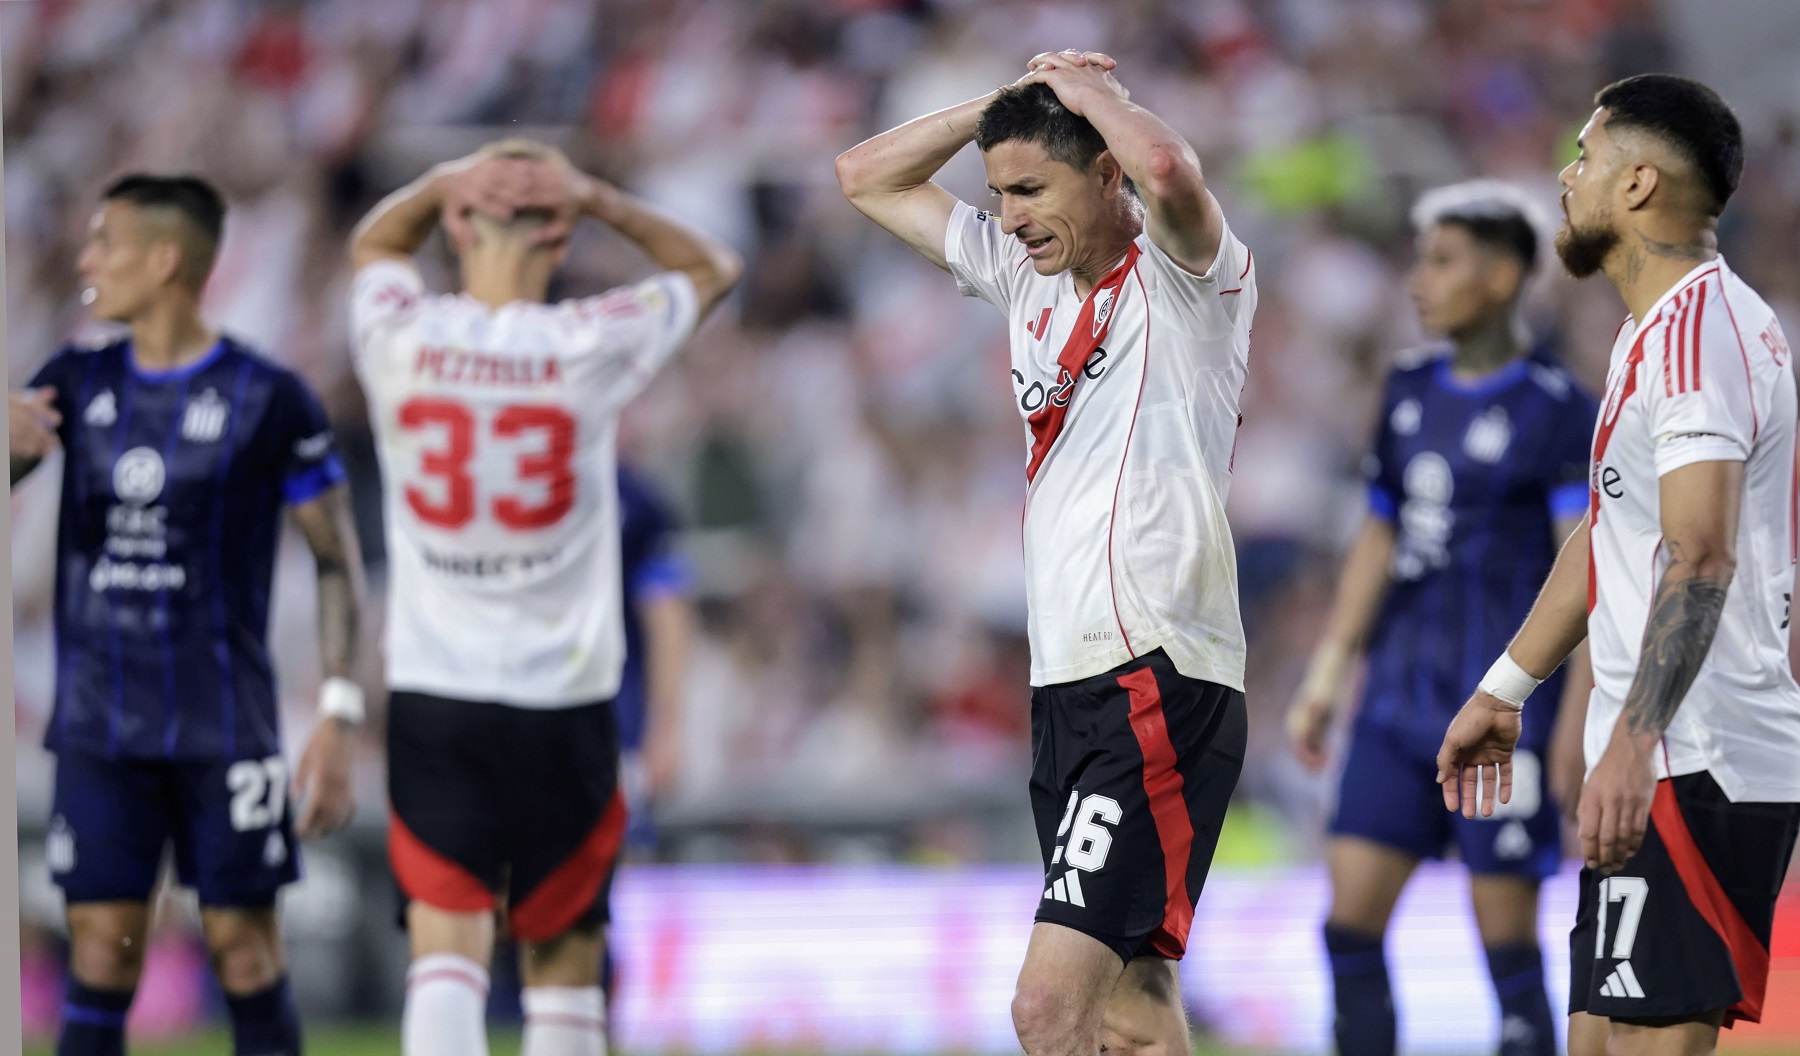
[1324,924,1395,1056]
[57,978,133,1056]
[1484,944,1555,1056]
[223,977,302,1056]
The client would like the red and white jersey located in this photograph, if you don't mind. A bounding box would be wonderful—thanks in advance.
[350,260,698,708]
[1586,256,1800,801]
[945,202,1256,689]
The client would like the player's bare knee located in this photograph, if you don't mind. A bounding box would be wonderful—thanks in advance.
[519,925,603,988]
[1011,978,1088,1055]
[68,908,149,990]
[202,909,283,995]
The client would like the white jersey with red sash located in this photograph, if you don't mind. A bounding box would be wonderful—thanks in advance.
[945,202,1257,689]
[1585,256,1800,801]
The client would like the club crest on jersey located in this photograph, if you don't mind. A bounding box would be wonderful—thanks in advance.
[1092,291,1116,337]
[84,390,117,427]
[1463,406,1512,464]
[113,447,165,506]
[181,388,229,443]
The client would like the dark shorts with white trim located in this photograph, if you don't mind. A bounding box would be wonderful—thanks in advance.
[1569,772,1800,1026]
[1028,648,1247,963]
[386,690,628,944]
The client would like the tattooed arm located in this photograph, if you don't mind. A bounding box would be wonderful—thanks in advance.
[1580,459,1742,873]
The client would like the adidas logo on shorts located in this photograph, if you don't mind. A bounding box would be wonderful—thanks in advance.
[1598,962,1645,999]
[1043,869,1088,907]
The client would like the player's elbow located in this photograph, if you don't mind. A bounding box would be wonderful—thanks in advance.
[1138,142,1204,206]
[834,149,869,200]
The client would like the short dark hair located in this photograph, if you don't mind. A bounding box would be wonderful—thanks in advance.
[977,83,1131,192]
[101,173,226,285]
[1412,180,1546,276]
[1596,74,1742,211]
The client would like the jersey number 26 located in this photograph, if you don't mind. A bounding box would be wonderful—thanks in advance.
[398,397,576,531]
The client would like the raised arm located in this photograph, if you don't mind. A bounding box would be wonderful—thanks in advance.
[835,92,1000,269]
[288,484,366,839]
[1024,51,1225,275]
[576,177,743,320]
[1286,515,1397,771]
[348,158,484,271]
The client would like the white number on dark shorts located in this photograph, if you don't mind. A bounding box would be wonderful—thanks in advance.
[227,756,289,832]
[1062,793,1123,872]
[1596,875,1649,959]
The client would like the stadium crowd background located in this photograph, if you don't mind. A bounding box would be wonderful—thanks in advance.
[6,0,1800,1044]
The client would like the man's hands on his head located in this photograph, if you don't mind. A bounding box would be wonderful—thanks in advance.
[439,148,595,251]
[1435,690,1524,819]
[1020,50,1128,116]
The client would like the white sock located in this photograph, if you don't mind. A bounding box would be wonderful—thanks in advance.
[522,985,607,1056]
[403,953,491,1056]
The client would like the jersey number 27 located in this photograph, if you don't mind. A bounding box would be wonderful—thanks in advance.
[398,397,576,531]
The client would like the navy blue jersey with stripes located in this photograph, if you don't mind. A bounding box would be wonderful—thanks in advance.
[1360,351,1597,755]
[613,465,689,753]
[29,336,345,761]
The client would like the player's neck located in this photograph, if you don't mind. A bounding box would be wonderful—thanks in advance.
[127,298,216,372]
[1069,222,1139,299]
[460,264,552,310]
[1607,220,1718,325]
[1447,312,1525,380]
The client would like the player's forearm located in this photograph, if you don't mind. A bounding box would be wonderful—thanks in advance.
[1616,549,1732,748]
[585,181,743,314]
[1312,516,1397,666]
[835,93,996,204]
[350,165,456,268]
[315,565,359,680]
[1506,516,1592,678]
[642,594,693,737]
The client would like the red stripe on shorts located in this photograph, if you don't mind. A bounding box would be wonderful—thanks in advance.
[388,809,496,914]
[1650,781,1769,1024]
[508,791,629,942]
[1118,665,1194,958]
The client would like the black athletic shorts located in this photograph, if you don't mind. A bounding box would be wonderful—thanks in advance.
[386,690,627,943]
[1569,772,1800,1026]
[1029,648,1247,963]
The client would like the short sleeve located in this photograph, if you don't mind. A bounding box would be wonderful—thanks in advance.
[349,260,427,349]
[1139,218,1252,341]
[265,371,346,506]
[1648,296,1755,477]
[1363,374,1404,522]
[566,271,699,389]
[945,201,1024,308]
[1539,368,1600,521]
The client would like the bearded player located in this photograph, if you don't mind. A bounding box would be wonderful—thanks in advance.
[838,51,1252,1054]
[1438,75,1800,1056]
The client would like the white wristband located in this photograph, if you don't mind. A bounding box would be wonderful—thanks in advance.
[1478,652,1541,710]
[319,677,366,725]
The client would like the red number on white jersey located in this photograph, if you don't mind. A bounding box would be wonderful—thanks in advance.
[397,397,578,531]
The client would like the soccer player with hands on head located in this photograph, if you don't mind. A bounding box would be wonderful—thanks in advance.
[349,139,739,1056]
[840,50,1253,1056]
[11,173,365,1056]
[1438,75,1800,1056]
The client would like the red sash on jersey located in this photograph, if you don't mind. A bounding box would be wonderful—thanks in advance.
[1025,244,1141,483]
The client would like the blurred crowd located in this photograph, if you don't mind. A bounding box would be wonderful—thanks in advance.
[9,0,1800,863]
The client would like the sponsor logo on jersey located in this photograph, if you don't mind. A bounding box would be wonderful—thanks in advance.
[412,346,564,388]
[181,388,230,443]
[1394,452,1455,580]
[84,390,117,427]
[1011,348,1109,415]
[417,541,564,580]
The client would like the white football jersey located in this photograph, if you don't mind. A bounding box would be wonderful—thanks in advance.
[350,260,698,708]
[1586,256,1800,801]
[945,202,1256,689]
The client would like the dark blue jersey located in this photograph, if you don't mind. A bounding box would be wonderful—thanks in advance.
[613,465,689,752]
[29,336,346,761]
[1359,351,1597,756]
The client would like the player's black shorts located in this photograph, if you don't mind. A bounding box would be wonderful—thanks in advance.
[1029,648,1247,963]
[387,690,627,943]
[1569,772,1800,1026]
